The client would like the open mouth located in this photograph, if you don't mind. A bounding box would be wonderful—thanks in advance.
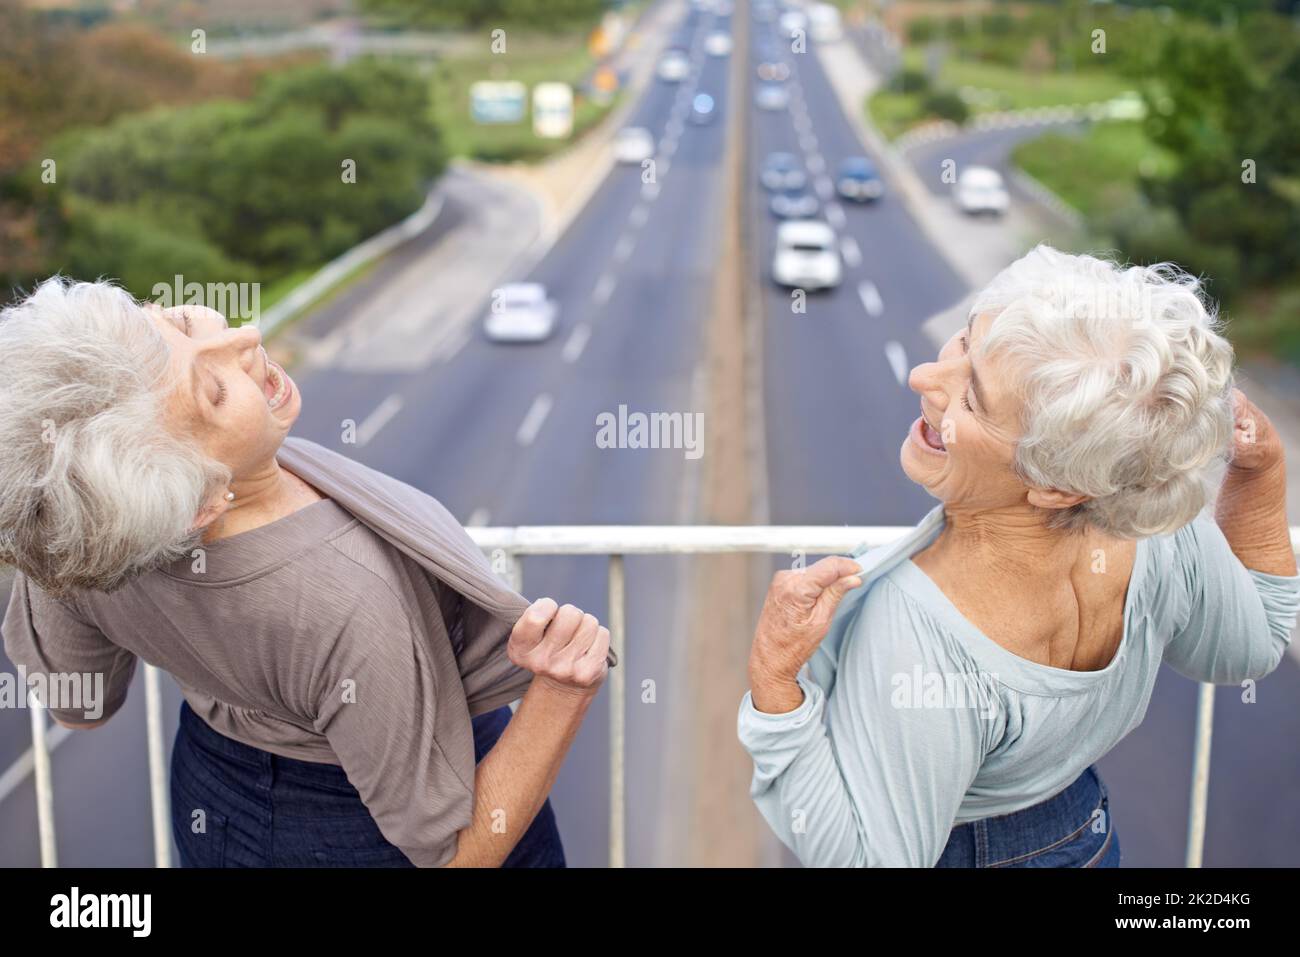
[910,412,948,455]
[261,350,292,411]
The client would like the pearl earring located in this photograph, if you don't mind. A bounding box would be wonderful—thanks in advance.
[225,491,235,502]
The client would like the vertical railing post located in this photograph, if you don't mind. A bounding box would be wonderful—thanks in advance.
[1185,681,1216,867]
[144,664,172,868]
[607,554,626,868]
[28,692,57,867]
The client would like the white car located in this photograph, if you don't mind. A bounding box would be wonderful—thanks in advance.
[954,166,1010,215]
[484,283,558,342]
[614,127,655,165]
[772,220,841,290]
[656,49,691,82]
[704,31,733,57]
[755,83,790,111]
[779,10,808,38]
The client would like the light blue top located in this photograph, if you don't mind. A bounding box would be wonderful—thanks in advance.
[737,506,1300,867]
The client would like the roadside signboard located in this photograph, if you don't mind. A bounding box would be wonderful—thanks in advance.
[533,82,574,139]
[470,80,527,124]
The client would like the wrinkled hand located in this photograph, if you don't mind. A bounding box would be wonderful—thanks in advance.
[1229,388,1283,474]
[508,598,610,698]
[749,556,863,689]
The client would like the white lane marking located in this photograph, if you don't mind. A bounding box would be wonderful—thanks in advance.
[793,113,812,134]
[660,136,678,157]
[840,236,861,268]
[825,202,846,229]
[593,272,617,305]
[800,133,818,153]
[837,236,857,267]
[629,203,650,228]
[858,280,884,317]
[614,233,636,263]
[642,180,661,201]
[807,152,825,174]
[814,175,834,199]
[516,393,553,447]
[466,507,491,527]
[884,341,909,386]
[356,394,404,446]
[667,117,685,138]
[563,322,592,363]
[658,157,672,179]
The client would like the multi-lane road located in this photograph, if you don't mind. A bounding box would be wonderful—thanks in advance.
[2,0,1297,868]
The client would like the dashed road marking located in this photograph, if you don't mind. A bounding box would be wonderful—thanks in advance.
[516,393,554,446]
[357,394,404,446]
[825,202,846,229]
[593,272,617,304]
[563,322,592,363]
[858,280,884,317]
[884,341,909,386]
[840,236,861,267]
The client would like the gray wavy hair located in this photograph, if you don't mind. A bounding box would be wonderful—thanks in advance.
[973,245,1236,539]
[0,278,230,596]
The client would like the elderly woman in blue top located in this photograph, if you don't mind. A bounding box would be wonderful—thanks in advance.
[739,245,1300,868]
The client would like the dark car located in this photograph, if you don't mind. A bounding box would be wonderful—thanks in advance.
[769,187,819,219]
[761,152,806,191]
[836,157,884,202]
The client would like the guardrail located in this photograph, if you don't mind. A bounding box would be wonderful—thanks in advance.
[23,524,1300,868]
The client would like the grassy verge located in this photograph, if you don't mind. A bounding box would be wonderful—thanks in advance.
[430,27,624,163]
[868,47,1134,140]
[1011,121,1176,217]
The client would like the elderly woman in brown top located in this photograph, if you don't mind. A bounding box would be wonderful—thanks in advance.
[0,277,609,867]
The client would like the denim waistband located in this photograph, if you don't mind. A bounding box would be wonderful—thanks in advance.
[178,698,274,771]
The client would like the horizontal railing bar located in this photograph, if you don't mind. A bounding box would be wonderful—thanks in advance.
[468,526,1300,556]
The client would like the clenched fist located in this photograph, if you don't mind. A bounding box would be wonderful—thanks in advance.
[749,556,863,714]
[1228,388,1283,475]
[509,598,610,698]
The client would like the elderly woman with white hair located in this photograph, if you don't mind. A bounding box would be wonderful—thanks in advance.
[0,278,612,867]
[740,245,1300,867]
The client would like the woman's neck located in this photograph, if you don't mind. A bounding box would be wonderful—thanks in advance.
[203,461,324,542]
[930,502,1107,581]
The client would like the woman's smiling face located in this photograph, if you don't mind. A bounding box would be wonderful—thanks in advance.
[900,310,1028,510]
[148,304,300,478]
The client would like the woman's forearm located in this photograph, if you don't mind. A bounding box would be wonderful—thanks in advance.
[443,679,594,867]
[1216,457,1296,577]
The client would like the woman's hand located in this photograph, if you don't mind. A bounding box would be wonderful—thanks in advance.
[749,557,863,714]
[508,598,610,698]
[1229,388,1284,475]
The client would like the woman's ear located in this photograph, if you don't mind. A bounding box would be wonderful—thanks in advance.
[191,489,233,534]
[1026,487,1090,511]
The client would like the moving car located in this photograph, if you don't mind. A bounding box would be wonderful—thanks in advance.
[755,83,790,111]
[657,48,691,82]
[772,220,841,290]
[484,283,558,342]
[954,165,1010,215]
[689,92,716,124]
[769,187,819,219]
[756,60,791,83]
[704,31,733,57]
[808,3,843,42]
[836,157,884,202]
[614,126,655,165]
[779,10,808,38]
[761,152,806,191]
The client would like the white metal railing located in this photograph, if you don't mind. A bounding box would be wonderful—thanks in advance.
[22,525,1300,868]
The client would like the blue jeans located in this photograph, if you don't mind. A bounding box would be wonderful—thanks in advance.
[171,700,565,867]
[935,765,1120,867]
